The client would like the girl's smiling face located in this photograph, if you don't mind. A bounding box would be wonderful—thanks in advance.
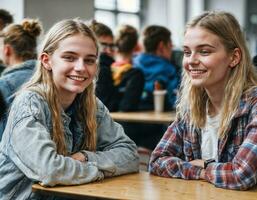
[41,33,98,102]
[183,26,236,92]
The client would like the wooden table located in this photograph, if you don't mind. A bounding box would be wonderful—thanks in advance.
[110,111,176,124]
[32,172,257,200]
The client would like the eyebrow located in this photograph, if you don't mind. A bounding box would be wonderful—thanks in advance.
[183,44,216,49]
[62,51,97,58]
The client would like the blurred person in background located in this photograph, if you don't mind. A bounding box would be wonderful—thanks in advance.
[111,24,144,111]
[126,25,180,151]
[0,8,13,74]
[0,9,13,31]
[89,20,119,111]
[133,25,179,111]
[0,18,42,139]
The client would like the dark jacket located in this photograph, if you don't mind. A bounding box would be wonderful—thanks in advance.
[96,53,144,111]
[96,53,120,111]
[0,63,6,76]
[133,53,179,110]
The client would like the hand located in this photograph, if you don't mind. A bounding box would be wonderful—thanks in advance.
[71,152,87,162]
[200,169,206,179]
[189,159,204,168]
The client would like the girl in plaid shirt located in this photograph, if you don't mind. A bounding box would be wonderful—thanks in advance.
[149,11,257,190]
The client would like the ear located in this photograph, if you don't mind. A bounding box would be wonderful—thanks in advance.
[3,44,12,57]
[133,43,142,54]
[229,48,241,68]
[40,52,52,71]
[156,41,165,56]
[158,41,165,51]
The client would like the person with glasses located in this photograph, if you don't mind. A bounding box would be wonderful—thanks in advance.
[0,19,139,199]
[100,42,117,57]
[89,20,119,111]
[90,21,144,112]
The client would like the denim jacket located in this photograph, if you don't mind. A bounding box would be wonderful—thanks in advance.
[0,60,37,139]
[0,90,139,199]
[0,60,36,100]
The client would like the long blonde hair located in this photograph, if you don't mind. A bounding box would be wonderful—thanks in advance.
[24,19,99,155]
[177,11,257,137]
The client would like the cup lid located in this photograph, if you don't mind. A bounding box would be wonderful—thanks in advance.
[153,90,167,95]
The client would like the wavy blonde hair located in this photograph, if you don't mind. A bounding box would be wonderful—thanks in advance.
[24,19,99,155]
[177,11,257,138]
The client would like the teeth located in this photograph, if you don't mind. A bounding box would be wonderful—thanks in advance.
[190,69,206,71]
[189,69,206,74]
[69,76,86,81]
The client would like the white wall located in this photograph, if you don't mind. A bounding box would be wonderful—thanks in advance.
[143,0,186,48]
[0,0,24,23]
[1,0,251,52]
[144,0,247,49]
[206,0,256,54]
[144,0,168,27]
[188,0,205,20]
[206,0,246,27]
[24,0,94,32]
[167,0,186,49]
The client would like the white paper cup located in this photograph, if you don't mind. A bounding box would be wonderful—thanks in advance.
[153,90,167,112]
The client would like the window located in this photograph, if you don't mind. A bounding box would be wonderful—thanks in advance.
[94,0,141,31]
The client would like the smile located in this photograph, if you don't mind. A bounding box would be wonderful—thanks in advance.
[68,75,87,81]
[189,69,207,74]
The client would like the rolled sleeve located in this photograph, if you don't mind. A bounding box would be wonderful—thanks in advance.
[84,100,139,177]
[149,121,202,179]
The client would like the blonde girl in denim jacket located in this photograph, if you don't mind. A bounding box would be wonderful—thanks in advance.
[0,19,139,199]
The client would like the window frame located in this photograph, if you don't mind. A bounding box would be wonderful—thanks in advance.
[94,0,142,30]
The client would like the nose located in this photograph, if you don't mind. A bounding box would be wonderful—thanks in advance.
[188,52,200,65]
[74,59,87,73]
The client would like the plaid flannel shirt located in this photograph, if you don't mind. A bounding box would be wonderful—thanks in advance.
[149,87,257,190]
